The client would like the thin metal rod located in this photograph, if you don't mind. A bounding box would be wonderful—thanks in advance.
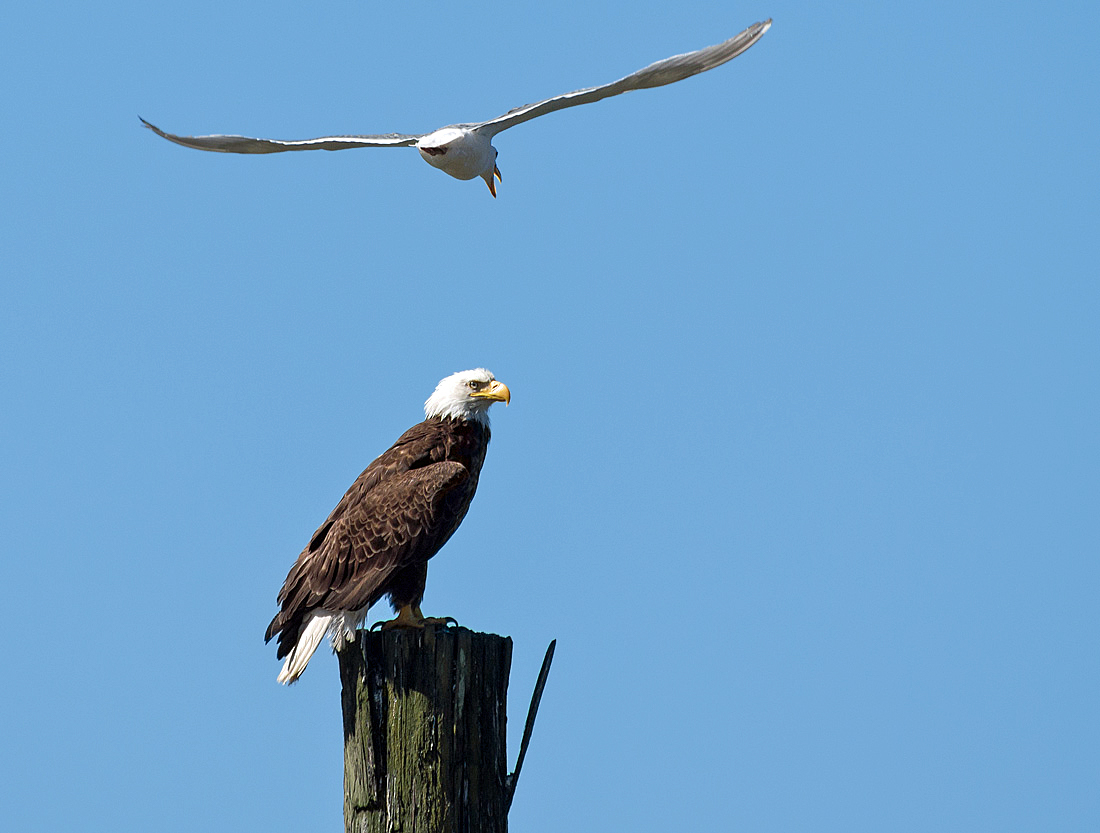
[506,639,556,810]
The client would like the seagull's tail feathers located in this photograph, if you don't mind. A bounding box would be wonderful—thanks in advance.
[276,613,333,685]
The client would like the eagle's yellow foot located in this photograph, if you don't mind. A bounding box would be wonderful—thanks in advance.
[374,605,457,631]
[376,605,422,630]
[411,604,458,628]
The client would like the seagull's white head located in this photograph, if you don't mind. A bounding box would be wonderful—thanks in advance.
[416,128,502,197]
[424,368,510,424]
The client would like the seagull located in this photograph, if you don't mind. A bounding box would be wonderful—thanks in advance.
[142,19,771,196]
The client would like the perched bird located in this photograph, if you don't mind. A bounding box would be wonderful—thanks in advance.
[266,369,510,684]
[142,19,771,196]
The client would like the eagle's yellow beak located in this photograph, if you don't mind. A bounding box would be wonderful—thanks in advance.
[472,380,510,405]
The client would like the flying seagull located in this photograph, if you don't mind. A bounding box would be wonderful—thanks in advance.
[266,369,510,684]
[142,19,771,196]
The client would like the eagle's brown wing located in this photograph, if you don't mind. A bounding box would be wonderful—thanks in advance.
[265,455,470,658]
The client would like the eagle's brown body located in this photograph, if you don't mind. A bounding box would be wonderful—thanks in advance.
[265,416,490,663]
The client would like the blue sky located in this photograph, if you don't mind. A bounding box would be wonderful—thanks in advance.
[3,1,1098,830]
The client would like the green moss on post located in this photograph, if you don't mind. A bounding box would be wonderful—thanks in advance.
[339,627,513,833]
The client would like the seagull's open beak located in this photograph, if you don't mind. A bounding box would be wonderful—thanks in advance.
[483,164,502,197]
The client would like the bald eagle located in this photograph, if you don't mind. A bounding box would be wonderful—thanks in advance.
[265,369,511,684]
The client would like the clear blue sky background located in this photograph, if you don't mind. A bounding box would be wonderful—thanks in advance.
[2,2,1098,830]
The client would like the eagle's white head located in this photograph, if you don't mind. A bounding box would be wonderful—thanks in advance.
[424,368,511,424]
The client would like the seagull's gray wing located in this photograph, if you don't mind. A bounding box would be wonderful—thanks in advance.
[470,19,771,139]
[140,118,421,153]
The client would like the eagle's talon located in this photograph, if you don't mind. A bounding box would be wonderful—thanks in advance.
[379,605,424,631]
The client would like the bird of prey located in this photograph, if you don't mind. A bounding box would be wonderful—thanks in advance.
[142,19,771,196]
[266,369,510,684]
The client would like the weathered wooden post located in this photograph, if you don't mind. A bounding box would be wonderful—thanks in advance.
[338,626,553,833]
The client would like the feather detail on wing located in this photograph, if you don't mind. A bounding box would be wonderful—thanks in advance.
[140,117,421,153]
[265,459,470,658]
[471,19,772,138]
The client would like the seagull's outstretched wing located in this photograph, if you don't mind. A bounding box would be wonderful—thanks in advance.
[140,117,421,153]
[471,19,771,139]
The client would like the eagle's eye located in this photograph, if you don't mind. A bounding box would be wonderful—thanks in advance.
[467,380,481,390]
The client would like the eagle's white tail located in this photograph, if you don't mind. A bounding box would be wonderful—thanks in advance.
[276,608,366,684]
[277,613,333,684]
